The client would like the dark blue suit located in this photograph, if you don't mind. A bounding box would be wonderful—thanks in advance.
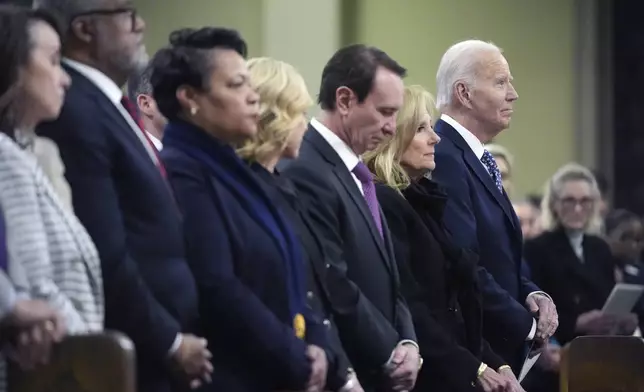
[432,118,539,370]
[36,64,199,392]
[161,120,326,391]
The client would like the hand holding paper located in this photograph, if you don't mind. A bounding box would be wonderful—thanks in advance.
[526,294,558,340]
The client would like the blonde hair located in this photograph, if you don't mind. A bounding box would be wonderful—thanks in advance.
[237,57,312,161]
[540,162,603,234]
[364,85,435,192]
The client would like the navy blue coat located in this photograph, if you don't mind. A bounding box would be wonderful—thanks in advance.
[161,121,326,391]
[432,119,540,370]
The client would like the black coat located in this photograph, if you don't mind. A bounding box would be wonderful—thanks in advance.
[376,178,505,391]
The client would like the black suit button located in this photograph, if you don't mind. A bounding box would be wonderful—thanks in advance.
[306,291,314,300]
[323,319,331,329]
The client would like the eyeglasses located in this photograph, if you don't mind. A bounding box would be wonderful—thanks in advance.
[559,196,594,210]
[72,7,140,32]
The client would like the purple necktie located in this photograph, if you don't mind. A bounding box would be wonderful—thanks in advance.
[0,212,6,271]
[352,161,383,237]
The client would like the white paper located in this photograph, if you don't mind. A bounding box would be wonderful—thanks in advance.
[518,350,541,382]
[602,283,644,315]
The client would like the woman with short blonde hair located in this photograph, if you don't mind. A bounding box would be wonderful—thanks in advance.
[239,57,360,392]
[539,163,603,235]
[237,57,312,169]
[365,85,515,392]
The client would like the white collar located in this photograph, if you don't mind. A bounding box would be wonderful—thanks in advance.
[440,113,486,160]
[310,117,360,171]
[64,58,123,105]
[146,132,163,150]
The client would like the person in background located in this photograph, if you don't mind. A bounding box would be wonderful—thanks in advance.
[280,44,420,392]
[128,64,165,150]
[237,56,363,392]
[605,209,644,282]
[153,28,328,392]
[604,209,644,327]
[32,0,210,390]
[364,84,523,392]
[431,39,558,372]
[513,199,542,240]
[484,143,514,197]
[524,163,637,346]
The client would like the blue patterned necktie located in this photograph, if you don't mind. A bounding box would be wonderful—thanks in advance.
[481,150,503,192]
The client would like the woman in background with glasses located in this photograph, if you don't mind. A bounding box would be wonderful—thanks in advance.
[524,163,636,345]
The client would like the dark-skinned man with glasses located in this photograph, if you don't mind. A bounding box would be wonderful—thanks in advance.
[32,1,212,391]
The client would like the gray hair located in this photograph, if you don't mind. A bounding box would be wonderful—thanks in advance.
[540,163,603,234]
[32,0,102,35]
[127,64,153,103]
[435,40,503,110]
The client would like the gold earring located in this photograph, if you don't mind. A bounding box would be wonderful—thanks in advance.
[190,107,198,116]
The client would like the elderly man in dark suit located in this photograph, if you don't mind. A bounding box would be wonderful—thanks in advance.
[281,44,419,392]
[32,0,211,390]
[431,39,559,376]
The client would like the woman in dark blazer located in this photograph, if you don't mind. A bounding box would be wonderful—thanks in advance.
[524,164,637,347]
[363,86,517,392]
[149,28,328,392]
[237,57,361,392]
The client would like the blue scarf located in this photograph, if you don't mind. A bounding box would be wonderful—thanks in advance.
[164,120,307,337]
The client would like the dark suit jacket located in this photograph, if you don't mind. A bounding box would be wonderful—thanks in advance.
[36,64,199,392]
[280,125,416,388]
[161,122,323,392]
[524,229,615,345]
[432,119,539,370]
[376,179,505,392]
[252,164,352,391]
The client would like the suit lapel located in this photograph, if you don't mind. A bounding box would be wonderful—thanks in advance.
[65,65,159,169]
[436,119,518,232]
[304,128,394,274]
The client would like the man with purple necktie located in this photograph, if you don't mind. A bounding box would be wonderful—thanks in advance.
[281,44,419,392]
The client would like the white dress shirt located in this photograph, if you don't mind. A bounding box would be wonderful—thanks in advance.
[310,118,363,194]
[440,114,548,341]
[146,132,163,151]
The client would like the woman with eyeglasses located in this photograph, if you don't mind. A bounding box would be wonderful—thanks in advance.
[524,163,636,346]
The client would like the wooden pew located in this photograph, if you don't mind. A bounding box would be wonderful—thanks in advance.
[560,335,644,392]
[9,331,136,392]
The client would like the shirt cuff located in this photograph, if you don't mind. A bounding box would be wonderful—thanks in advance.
[527,291,552,301]
[384,340,420,366]
[167,333,183,357]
